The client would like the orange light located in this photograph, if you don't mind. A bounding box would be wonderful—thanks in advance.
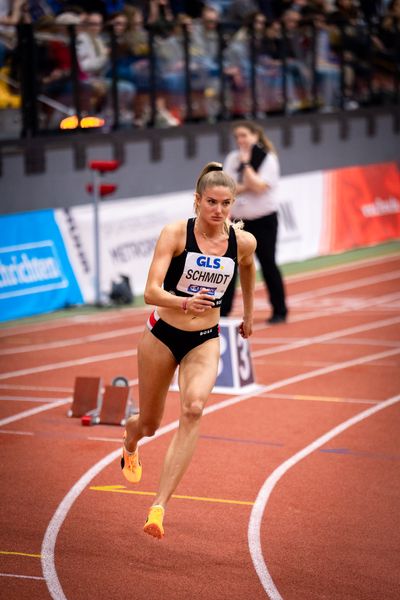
[80,116,105,128]
[59,115,105,129]
[60,115,79,129]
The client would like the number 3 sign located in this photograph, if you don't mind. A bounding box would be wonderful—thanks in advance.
[214,318,260,394]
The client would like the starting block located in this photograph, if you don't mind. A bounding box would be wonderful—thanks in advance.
[68,376,102,418]
[171,317,261,395]
[80,375,137,427]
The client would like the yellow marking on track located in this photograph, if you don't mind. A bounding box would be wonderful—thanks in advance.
[90,485,254,506]
[0,550,41,558]
[261,392,377,405]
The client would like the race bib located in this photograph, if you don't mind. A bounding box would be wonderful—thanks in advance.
[176,252,235,300]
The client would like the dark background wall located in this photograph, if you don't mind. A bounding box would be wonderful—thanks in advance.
[1,106,399,215]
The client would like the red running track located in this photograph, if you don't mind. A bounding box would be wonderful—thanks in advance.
[0,253,399,600]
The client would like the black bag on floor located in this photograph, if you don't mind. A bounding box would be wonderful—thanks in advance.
[109,275,134,305]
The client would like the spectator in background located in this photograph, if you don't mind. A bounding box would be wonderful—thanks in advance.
[359,0,385,23]
[287,0,309,15]
[110,5,180,126]
[152,15,190,123]
[168,0,204,18]
[328,0,374,107]
[76,11,110,114]
[0,0,26,66]
[261,18,287,110]
[222,120,288,324]
[121,5,153,123]
[281,8,312,110]
[191,5,221,65]
[311,9,341,110]
[225,0,260,22]
[153,13,213,123]
[103,0,126,16]
[0,0,28,109]
[27,0,59,22]
[150,7,232,123]
[380,0,400,35]
[190,4,222,106]
[76,10,136,123]
[105,10,139,120]
[258,0,282,20]
[224,11,272,116]
[38,12,83,124]
[147,0,175,31]
[373,0,400,99]
[72,0,108,18]
[224,11,308,116]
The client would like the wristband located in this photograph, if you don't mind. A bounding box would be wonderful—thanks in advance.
[182,298,188,313]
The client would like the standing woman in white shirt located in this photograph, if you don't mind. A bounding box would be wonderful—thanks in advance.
[222,120,288,323]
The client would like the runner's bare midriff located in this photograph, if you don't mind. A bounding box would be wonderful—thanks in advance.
[157,305,220,332]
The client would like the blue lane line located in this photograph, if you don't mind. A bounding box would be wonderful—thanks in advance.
[319,448,400,461]
[200,435,400,461]
[200,434,284,447]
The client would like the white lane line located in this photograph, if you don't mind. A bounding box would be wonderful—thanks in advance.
[288,271,400,305]
[0,398,71,428]
[288,292,400,311]
[248,254,400,291]
[251,337,400,349]
[252,290,400,333]
[255,358,398,369]
[41,345,400,600]
[248,393,400,600]
[0,349,137,381]
[0,573,45,581]
[0,326,144,356]
[283,253,400,283]
[252,316,400,358]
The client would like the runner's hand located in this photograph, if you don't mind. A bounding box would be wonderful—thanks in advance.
[239,317,253,338]
[187,289,214,314]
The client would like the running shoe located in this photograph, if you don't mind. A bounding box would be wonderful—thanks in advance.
[121,433,142,483]
[143,505,165,539]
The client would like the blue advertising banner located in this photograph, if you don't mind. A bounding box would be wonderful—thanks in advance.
[0,210,83,322]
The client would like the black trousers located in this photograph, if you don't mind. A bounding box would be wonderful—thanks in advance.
[220,212,287,317]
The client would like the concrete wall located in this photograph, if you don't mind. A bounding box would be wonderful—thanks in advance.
[0,106,399,215]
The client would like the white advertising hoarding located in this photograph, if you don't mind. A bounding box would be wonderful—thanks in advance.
[276,170,325,263]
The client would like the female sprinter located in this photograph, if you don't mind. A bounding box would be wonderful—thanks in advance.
[121,161,256,538]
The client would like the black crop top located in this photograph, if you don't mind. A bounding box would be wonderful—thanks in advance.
[163,218,237,308]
